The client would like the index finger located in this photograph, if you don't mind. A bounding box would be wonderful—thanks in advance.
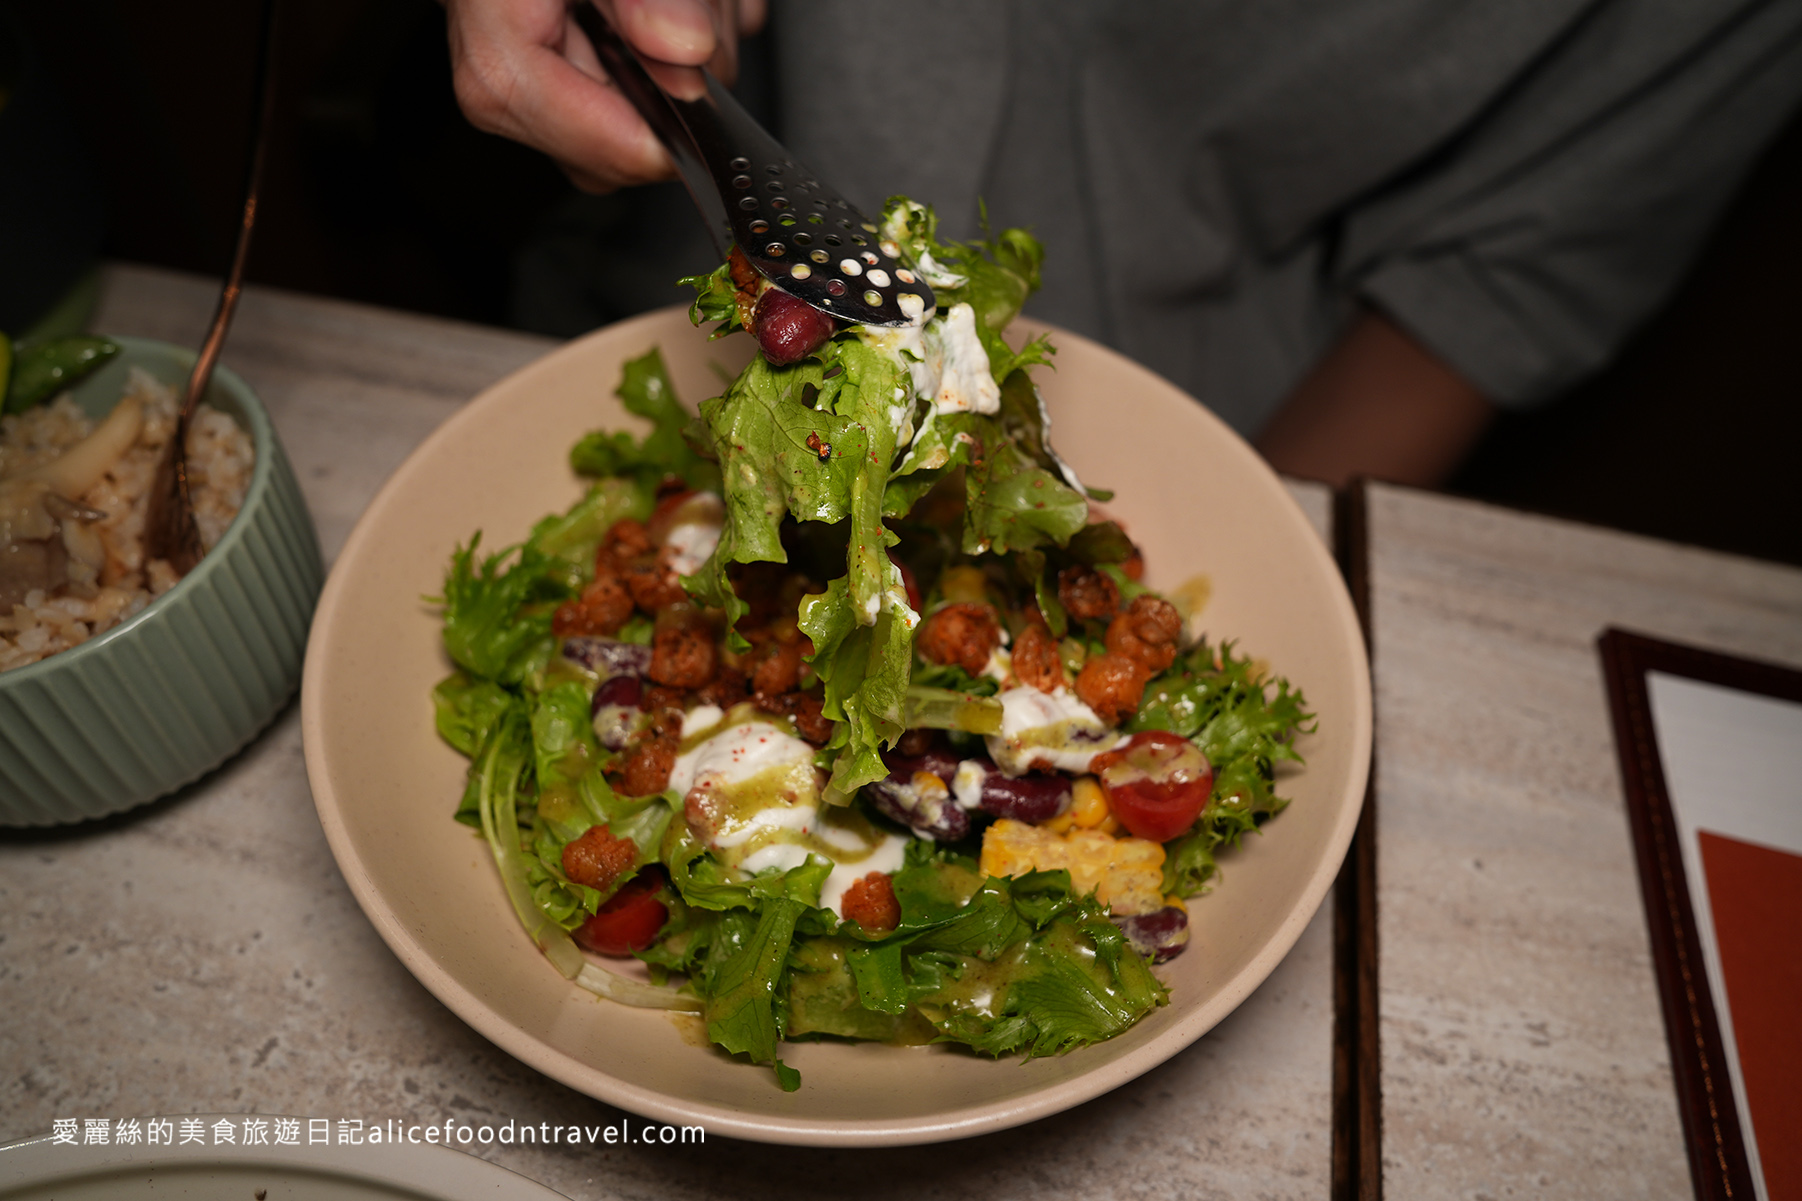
[449,2,674,190]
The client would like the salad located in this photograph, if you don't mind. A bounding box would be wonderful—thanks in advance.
[432,199,1312,1090]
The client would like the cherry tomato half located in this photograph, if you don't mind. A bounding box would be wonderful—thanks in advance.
[573,871,669,957]
[1093,730,1214,843]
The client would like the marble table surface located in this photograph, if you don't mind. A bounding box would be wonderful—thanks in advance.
[0,263,1340,1200]
[1364,481,1802,1200]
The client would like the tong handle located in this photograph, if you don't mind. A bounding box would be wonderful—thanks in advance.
[573,3,731,256]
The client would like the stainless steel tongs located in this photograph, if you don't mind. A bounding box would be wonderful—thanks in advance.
[571,2,933,326]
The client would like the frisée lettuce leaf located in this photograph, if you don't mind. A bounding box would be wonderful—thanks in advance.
[1129,639,1315,896]
[569,348,720,494]
[438,538,567,686]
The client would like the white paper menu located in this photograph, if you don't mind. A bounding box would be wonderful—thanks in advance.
[1648,672,1802,1201]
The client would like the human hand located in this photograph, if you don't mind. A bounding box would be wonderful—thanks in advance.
[445,0,767,192]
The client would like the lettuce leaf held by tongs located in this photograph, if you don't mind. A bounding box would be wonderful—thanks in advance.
[678,197,1096,799]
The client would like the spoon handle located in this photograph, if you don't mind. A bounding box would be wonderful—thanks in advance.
[149,0,280,574]
[183,0,279,424]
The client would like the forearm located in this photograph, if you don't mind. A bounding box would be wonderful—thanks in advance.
[1255,309,1494,489]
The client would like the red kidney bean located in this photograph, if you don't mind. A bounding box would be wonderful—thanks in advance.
[1113,907,1190,963]
[978,772,1072,824]
[753,288,837,365]
[866,784,971,842]
[881,748,963,785]
[564,637,652,680]
[590,675,649,749]
[590,674,644,715]
[865,755,971,842]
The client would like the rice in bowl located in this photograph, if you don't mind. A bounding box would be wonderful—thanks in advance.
[0,368,254,672]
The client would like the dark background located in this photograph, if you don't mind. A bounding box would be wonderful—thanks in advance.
[13,0,1801,567]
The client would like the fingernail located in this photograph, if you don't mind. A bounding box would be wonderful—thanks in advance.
[634,0,715,59]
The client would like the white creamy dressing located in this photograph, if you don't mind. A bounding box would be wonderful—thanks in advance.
[883,560,920,629]
[905,408,949,476]
[853,560,920,627]
[986,686,1128,775]
[865,302,1001,421]
[714,804,817,850]
[889,386,915,450]
[951,759,988,810]
[913,250,967,290]
[672,716,910,917]
[737,843,811,876]
[665,521,721,576]
[880,204,967,290]
[860,287,996,433]
[923,304,1000,416]
[667,719,815,803]
[734,832,912,917]
[678,704,724,737]
[858,299,935,422]
[816,834,911,916]
[660,491,725,576]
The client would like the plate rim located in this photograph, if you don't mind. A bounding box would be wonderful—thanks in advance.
[301,305,1371,1147]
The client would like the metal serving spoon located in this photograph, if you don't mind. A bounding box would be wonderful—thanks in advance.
[571,1,934,326]
[144,0,278,575]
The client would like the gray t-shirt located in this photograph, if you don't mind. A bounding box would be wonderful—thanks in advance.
[775,0,1802,435]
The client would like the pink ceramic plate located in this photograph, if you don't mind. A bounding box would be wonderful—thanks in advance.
[302,306,1370,1146]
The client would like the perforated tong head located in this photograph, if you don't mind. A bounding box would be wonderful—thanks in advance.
[573,2,933,327]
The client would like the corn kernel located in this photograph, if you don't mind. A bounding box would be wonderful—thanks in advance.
[911,771,950,802]
[1164,894,1188,913]
[1112,835,1167,871]
[1070,776,1109,827]
[977,819,1167,916]
[1097,812,1122,837]
[1043,811,1078,834]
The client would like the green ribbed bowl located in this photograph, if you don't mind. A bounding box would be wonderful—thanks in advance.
[0,336,323,825]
